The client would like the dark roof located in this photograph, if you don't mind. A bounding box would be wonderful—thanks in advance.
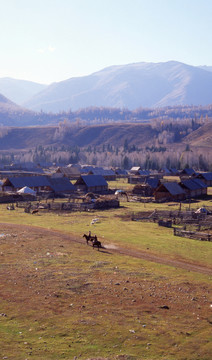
[57,167,80,176]
[48,177,75,192]
[4,175,51,189]
[161,167,171,174]
[114,168,128,175]
[139,170,150,176]
[89,168,115,176]
[162,182,185,195]
[169,168,178,174]
[78,175,108,187]
[197,172,212,181]
[146,178,160,189]
[180,179,206,190]
[81,166,95,174]
[181,168,196,175]
[192,178,207,188]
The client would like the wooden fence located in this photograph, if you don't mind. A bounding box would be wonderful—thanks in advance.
[173,227,212,241]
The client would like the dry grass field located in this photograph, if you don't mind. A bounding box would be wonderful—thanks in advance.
[0,197,212,360]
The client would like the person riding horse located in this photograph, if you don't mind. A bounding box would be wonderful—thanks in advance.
[83,232,101,249]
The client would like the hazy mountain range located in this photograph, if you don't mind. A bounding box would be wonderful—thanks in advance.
[0,61,212,113]
[0,78,46,105]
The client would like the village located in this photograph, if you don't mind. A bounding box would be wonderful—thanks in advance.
[0,162,211,243]
[0,162,211,202]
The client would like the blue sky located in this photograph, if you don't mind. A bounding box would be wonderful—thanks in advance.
[0,0,212,84]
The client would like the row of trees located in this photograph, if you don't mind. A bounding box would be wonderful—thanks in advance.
[0,142,211,172]
[57,105,212,125]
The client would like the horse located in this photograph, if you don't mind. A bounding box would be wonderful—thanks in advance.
[92,238,102,251]
[83,233,95,245]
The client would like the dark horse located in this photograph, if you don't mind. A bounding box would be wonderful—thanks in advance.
[92,237,102,251]
[83,234,102,250]
[83,233,95,245]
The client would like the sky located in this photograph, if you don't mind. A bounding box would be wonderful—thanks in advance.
[0,0,212,84]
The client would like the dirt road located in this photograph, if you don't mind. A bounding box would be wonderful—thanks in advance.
[1,222,212,276]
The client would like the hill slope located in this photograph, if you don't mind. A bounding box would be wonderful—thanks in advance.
[0,124,157,150]
[0,122,212,151]
[183,121,212,147]
[0,93,43,127]
[24,61,212,112]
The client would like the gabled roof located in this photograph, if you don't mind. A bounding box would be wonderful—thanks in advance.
[180,179,206,191]
[192,178,207,188]
[77,175,108,187]
[114,168,128,175]
[197,172,212,181]
[146,178,160,189]
[81,166,95,173]
[161,167,171,174]
[159,182,185,195]
[181,168,196,175]
[4,175,51,189]
[48,177,75,192]
[139,170,150,176]
[89,168,115,176]
[57,167,80,176]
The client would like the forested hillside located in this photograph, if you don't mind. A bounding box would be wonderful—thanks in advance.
[0,119,211,171]
[1,92,212,127]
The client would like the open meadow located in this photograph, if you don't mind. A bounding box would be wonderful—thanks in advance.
[0,194,212,360]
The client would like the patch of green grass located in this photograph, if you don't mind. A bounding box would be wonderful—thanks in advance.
[0,199,211,267]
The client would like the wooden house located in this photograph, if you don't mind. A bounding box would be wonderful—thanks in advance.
[2,175,75,195]
[128,169,151,185]
[195,172,212,187]
[132,178,160,196]
[87,167,116,181]
[2,176,51,193]
[179,168,197,178]
[154,182,185,202]
[48,177,75,194]
[113,168,128,177]
[75,175,108,193]
[180,178,207,198]
[55,165,81,180]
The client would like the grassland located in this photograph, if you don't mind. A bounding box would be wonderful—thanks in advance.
[0,194,212,360]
